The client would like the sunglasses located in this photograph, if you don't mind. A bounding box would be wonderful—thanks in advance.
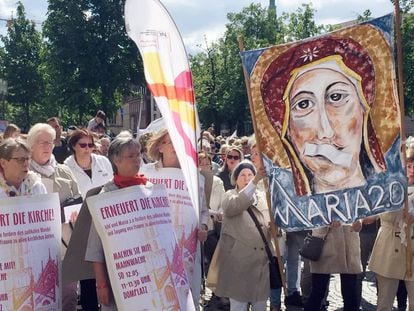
[78,143,94,148]
[227,154,240,160]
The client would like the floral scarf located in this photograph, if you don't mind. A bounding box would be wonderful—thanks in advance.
[0,171,42,197]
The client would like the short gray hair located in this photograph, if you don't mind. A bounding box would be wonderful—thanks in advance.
[108,136,141,174]
[0,138,30,160]
[27,123,56,148]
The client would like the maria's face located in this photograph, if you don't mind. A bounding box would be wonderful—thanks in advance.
[287,68,365,188]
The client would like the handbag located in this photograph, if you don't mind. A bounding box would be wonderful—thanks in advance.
[247,207,282,289]
[299,229,330,261]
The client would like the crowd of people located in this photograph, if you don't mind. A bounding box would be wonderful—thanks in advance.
[0,114,414,311]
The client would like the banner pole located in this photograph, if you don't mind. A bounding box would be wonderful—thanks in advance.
[238,35,287,294]
[394,0,412,277]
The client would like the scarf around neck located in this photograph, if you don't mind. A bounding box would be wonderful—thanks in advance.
[29,155,58,177]
[0,171,41,197]
[113,174,147,189]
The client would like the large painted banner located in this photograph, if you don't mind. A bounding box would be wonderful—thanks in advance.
[87,184,195,311]
[0,193,61,310]
[241,14,407,231]
[140,165,202,305]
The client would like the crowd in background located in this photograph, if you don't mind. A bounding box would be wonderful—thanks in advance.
[1,114,414,311]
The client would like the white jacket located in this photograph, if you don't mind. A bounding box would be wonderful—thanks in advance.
[64,154,113,198]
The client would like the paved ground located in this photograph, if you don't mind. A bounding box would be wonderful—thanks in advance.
[201,270,401,310]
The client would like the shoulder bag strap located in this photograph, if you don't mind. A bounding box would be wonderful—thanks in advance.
[247,207,273,262]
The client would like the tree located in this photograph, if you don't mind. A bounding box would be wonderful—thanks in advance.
[42,0,94,125]
[191,3,324,135]
[43,0,144,125]
[1,1,44,131]
[391,0,414,13]
[281,3,324,41]
[402,12,414,114]
[191,3,284,134]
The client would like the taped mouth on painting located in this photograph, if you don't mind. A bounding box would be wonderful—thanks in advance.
[304,143,352,167]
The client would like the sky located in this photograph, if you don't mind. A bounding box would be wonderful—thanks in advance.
[0,0,397,54]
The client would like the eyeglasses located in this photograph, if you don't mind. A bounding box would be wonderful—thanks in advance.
[78,143,94,148]
[227,154,240,160]
[10,157,30,164]
[38,141,54,147]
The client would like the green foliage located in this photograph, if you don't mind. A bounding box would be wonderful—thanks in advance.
[391,0,414,13]
[356,9,373,22]
[191,3,324,135]
[281,3,324,41]
[43,0,144,126]
[402,12,414,114]
[1,1,44,131]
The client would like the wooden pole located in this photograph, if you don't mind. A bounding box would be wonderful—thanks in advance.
[238,35,287,294]
[394,0,412,277]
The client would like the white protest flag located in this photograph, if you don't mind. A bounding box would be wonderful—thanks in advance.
[125,0,200,220]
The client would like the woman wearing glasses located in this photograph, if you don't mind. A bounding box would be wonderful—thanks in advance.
[85,134,147,310]
[0,138,46,197]
[64,128,113,311]
[64,128,113,198]
[27,123,82,311]
[217,147,244,191]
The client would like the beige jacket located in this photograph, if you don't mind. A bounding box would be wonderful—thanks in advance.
[310,225,362,274]
[369,210,414,281]
[207,185,272,302]
[38,164,81,259]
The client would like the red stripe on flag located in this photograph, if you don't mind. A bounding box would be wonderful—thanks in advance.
[148,83,194,104]
[147,70,195,104]
[172,111,197,165]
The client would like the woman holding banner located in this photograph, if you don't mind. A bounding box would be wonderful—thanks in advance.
[0,138,46,197]
[85,134,147,310]
[207,160,270,311]
[144,128,209,309]
[27,123,82,311]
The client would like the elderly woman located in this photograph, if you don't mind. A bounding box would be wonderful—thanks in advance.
[85,134,147,310]
[0,138,45,196]
[207,160,270,311]
[217,146,244,191]
[64,128,113,311]
[27,123,81,311]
